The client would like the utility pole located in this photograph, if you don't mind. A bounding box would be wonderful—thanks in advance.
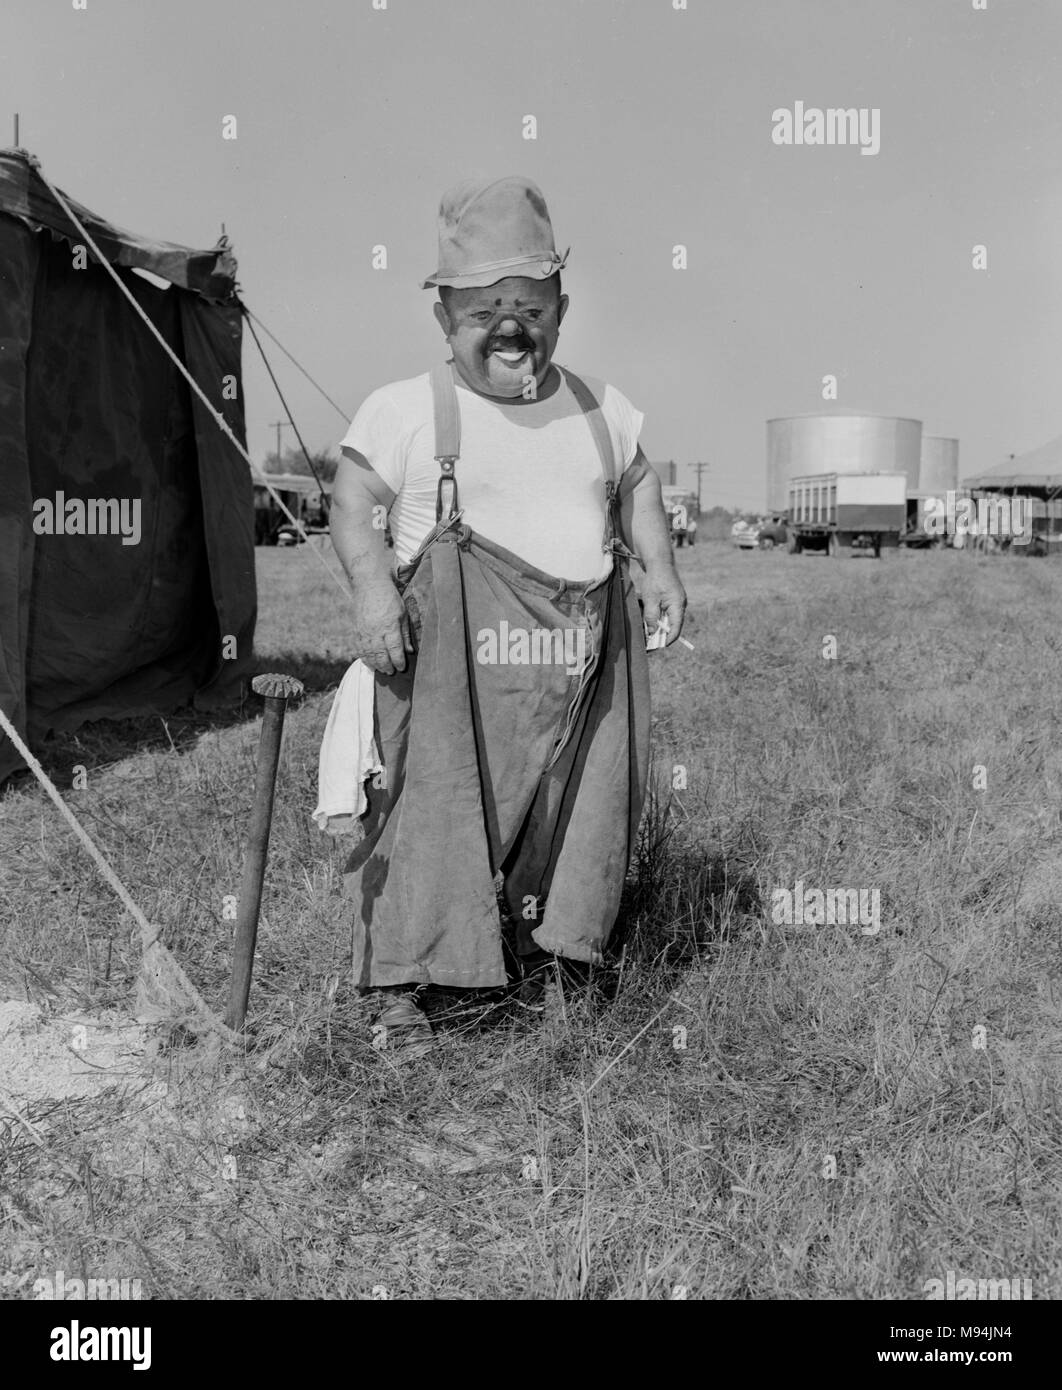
[271,420,293,472]
[689,462,710,516]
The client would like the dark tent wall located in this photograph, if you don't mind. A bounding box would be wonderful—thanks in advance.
[0,150,256,781]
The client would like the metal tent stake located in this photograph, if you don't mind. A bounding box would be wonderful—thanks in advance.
[224,672,304,1031]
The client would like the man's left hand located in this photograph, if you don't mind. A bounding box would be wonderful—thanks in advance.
[642,566,687,647]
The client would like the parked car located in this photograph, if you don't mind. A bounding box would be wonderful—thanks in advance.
[275,516,329,546]
[253,476,331,546]
[730,518,760,550]
[757,515,788,550]
[898,522,937,550]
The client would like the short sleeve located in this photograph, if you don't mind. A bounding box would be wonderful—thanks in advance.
[602,383,645,472]
[338,388,407,494]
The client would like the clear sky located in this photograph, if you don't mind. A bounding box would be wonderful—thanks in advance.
[6,0,1061,509]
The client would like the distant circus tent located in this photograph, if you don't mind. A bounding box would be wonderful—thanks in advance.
[766,413,923,512]
[917,436,959,496]
[963,434,1062,547]
[964,434,1062,492]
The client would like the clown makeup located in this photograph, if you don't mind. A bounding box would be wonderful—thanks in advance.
[433,276,569,403]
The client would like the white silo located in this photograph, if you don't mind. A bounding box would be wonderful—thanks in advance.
[766,414,923,512]
[911,436,959,529]
[917,436,959,495]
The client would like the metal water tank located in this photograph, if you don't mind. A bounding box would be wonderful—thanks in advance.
[766,414,923,512]
[917,436,959,495]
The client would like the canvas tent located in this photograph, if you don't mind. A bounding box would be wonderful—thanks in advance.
[0,149,256,781]
[963,436,1062,549]
[964,435,1062,493]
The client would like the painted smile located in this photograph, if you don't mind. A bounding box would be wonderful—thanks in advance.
[486,332,535,363]
[490,348,531,365]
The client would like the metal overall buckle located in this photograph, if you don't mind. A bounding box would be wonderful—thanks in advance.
[600,480,639,561]
[436,455,459,523]
[406,506,466,567]
[603,535,641,565]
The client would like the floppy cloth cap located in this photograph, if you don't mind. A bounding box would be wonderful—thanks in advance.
[422,175,569,290]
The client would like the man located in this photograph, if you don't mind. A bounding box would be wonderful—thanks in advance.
[329,176,686,1053]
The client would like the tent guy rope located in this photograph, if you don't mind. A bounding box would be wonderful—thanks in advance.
[0,705,242,1046]
[28,156,352,602]
[243,311,331,508]
[242,306,351,424]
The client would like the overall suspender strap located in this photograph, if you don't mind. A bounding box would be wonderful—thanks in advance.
[428,360,637,560]
[430,361,461,522]
[562,367,638,561]
[561,368,617,490]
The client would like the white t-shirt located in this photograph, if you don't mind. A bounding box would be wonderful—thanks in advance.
[339,366,644,580]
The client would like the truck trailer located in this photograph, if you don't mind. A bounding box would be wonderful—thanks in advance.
[787,471,906,557]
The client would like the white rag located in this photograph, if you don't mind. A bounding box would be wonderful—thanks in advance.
[312,659,382,835]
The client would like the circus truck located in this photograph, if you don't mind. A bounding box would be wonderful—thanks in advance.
[786,471,906,557]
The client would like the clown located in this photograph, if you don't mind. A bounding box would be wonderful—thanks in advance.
[327,176,686,1053]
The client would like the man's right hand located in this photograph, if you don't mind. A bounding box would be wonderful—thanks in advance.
[330,449,412,674]
[350,582,413,675]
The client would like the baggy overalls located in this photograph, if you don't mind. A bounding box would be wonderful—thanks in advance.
[344,362,651,989]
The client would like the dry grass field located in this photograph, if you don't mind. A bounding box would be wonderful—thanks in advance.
[2,539,1061,1300]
